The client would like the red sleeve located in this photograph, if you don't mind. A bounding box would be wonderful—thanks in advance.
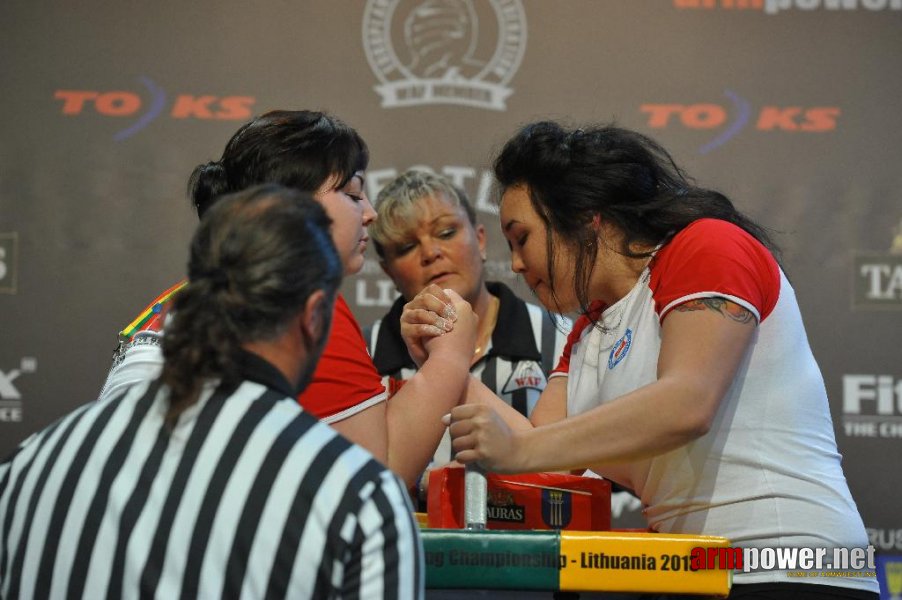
[297,294,387,421]
[649,219,781,323]
[550,302,605,376]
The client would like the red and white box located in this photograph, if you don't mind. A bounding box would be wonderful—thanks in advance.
[426,467,611,531]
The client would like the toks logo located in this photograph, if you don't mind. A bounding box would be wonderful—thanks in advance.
[0,357,37,423]
[641,90,840,153]
[54,76,255,140]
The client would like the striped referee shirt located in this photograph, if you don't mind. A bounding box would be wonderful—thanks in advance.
[0,350,423,599]
[366,281,571,465]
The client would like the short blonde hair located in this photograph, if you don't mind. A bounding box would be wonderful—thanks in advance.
[371,169,477,258]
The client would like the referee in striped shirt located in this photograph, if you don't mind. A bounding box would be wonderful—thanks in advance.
[0,185,424,599]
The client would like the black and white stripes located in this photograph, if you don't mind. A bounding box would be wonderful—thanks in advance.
[0,373,422,599]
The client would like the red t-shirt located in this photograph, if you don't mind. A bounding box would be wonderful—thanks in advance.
[114,289,387,423]
[299,294,387,422]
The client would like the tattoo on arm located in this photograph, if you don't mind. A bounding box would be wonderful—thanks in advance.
[673,298,755,325]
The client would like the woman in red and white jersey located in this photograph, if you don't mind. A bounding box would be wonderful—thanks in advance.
[413,122,877,599]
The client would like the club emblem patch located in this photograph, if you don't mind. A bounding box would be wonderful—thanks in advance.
[541,488,572,529]
[608,328,633,369]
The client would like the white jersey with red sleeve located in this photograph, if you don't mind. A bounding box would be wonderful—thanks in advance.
[561,219,874,592]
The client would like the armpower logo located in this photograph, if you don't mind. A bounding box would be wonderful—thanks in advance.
[362,0,527,110]
[54,76,255,140]
[674,0,901,14]
[641,90,840,153]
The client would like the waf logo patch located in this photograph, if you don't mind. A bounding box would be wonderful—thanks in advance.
[608,328,633,369]
[501,360,547,394]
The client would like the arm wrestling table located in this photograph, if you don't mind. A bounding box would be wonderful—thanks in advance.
[418,465,733,597]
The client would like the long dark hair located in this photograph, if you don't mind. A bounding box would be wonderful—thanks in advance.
[161,184,341,425]
[188,110,369,218]
[493,121,780,316]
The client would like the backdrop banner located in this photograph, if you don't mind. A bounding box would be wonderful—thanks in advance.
[1,0,899,559]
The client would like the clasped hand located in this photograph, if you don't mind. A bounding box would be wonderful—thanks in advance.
[400,284,522,472]
[443,405,523,473]
[400,284,472,367]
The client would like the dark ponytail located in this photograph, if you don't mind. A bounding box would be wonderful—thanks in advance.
[186,160,231,219]
[161,184,341,425]
[187,110,369,218]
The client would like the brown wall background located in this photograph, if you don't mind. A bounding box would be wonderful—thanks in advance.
[2,0,900,569]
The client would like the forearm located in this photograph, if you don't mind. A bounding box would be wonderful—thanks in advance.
[453,304,756,475]
[512,377,714,474]
[385,349,471,487]
[463,376,533,431]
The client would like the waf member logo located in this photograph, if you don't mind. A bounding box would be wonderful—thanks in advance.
[641,90,840,154]
[502,360,547,394]
[54,76,255,141]
[608,328,633,369]
[0,357,37,423]
[362,0,527,110]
